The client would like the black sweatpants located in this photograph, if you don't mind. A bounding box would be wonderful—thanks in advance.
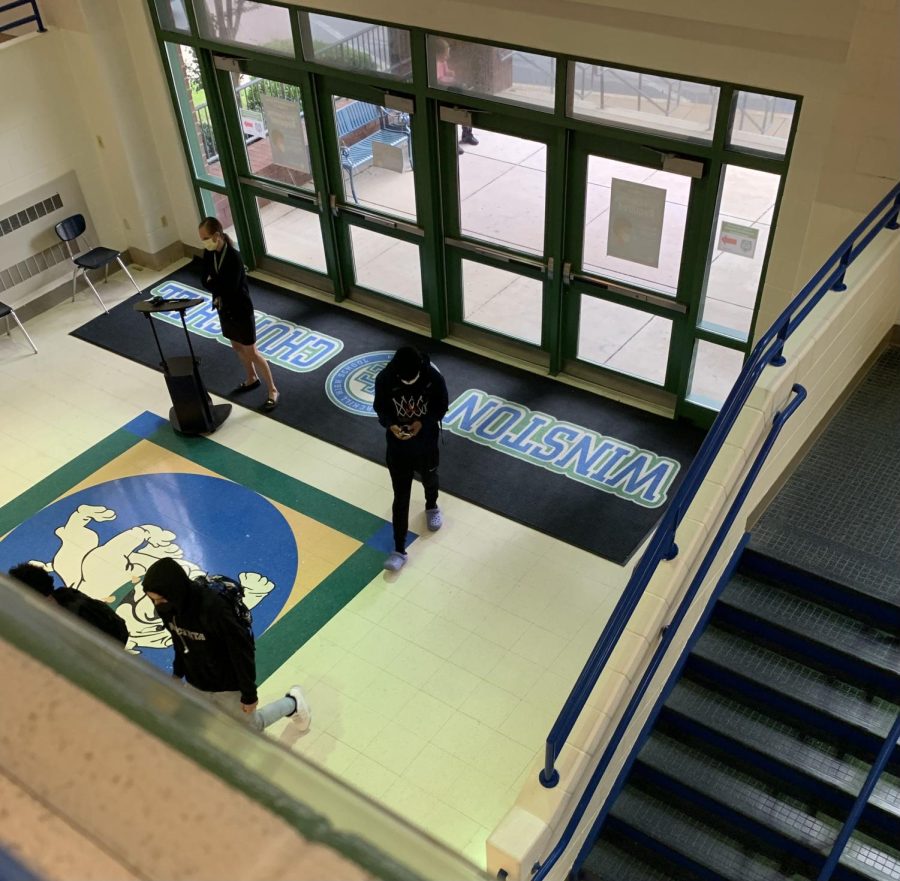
[387,446,439,553]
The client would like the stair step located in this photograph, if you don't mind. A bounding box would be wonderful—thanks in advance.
[608,787,804,881]
[840,832,900,881]
[741,551,900,628]
[636,732,839,854]
[690,626,898,743]
[582,839,692,881]
[662,680,900,823]
[719,573,900,685]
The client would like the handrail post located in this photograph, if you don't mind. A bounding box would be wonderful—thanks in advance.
[31,0,46,31]
[887,191,900,230]
[540,743,559,788]
[831,246,852,291]
[769,324,788,367]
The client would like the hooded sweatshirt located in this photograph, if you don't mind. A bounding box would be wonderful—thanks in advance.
[373,350,449,457]
[142,558,257,705]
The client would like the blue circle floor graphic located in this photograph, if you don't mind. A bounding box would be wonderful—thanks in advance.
[0,473,297,673]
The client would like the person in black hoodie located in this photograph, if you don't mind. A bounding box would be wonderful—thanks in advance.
[373,346,449,572]
[199,216,280,411]
[142,558,310,732]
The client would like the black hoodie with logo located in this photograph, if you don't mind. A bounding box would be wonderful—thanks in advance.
[373,350,449,458]
[142,558,257,705]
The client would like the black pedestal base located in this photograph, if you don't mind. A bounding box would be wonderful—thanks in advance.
[169,402,231,435]
[164,355,231,435]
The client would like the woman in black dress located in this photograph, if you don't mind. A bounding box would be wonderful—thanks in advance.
[199,217,279,411]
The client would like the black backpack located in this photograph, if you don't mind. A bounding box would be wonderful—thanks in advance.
[194,573,254,644]
[53,588,129,646]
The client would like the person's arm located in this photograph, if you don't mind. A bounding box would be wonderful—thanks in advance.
[168,618,185,680]
[373,370,394,429]
[428,366,449,424]
[214,603,258,706]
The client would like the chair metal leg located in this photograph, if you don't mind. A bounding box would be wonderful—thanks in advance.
[10,311,37,354]
[5,314,9,335]
[82,271,109,314]
[104,263,109,283]
[117,256,143,296]
[72,266,79,301]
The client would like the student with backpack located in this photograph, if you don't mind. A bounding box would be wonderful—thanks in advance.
[8,562,129,646]
[141,557,310,732]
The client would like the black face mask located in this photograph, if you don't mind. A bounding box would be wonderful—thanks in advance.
[154,600,174,616]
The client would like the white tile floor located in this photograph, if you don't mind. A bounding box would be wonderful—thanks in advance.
[0,264,634,869]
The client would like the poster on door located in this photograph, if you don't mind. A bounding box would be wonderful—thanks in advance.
[607,178,667,269]
[260,94,311,174]
[717,221,759,258]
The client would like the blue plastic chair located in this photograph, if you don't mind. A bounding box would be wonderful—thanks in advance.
[54,214,142,313]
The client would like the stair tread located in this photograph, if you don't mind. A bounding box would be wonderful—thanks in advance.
[665,681,900,816]
[584,840,685,881]
[722,574,900,673]
[843,833,900,881]
[692,626,898,737]
[639,733,839,852]
[610,787,801,881]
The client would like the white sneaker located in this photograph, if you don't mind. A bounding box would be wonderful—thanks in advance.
[287,685,311,731]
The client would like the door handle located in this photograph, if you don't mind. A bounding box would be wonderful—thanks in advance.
[329,194,338,218]
[562,261,572,285]
[546,257,554,281]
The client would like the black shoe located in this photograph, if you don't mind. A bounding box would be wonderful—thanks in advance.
[233,378,261,394]
[262,390,280,412]
[458,146,464,155]
[461,134,479,146]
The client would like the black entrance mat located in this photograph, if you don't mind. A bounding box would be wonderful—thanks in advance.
[71,260,704,564]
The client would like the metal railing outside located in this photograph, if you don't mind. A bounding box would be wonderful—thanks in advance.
[0,0,45,35]
[533,180,900,874]
[317,24,410,77]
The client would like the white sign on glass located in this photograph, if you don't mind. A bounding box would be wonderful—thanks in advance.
[260,94,311,174]
[717,221,759,258]
[239,109,266,140]
[607,178,667,269]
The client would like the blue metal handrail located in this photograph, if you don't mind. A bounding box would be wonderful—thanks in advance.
[0,0,45,34]
[539,180,900,792]
[816,710,900,881]
[533,383,806,880]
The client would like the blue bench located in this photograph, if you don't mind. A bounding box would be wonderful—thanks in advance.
[335,101,413,204]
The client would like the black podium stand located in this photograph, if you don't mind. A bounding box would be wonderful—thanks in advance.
[135,297,230,435]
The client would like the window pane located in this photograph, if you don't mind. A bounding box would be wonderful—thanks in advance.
[350,227,422,307]
[700,166,780,340]
[154,0,189,32]
[333,97,416,221]
[231,76,314,190]
[165,44,223,183]
[195,0,293,56]
[687,340,744,410]
[577,297,671,386]
[304,14,411,79]
[570,63,719,142]
[428,36,555,111]
[729,91,796,157]
[198,189,239,250]
[256,198,327,274]
[458,131,546,254]
[582,157,690,297]
[462,261,542,344]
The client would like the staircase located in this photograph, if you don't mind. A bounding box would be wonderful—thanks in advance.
[586,550,900,881]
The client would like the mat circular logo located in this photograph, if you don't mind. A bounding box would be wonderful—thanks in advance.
[326,351,393,416]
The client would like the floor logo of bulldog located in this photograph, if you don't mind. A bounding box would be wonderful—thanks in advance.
[0,412,394,679]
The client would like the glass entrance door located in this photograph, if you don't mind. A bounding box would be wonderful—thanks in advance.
[318,78,426,314]
[441,109,563,363]
[216,61,333,287]
[561,135,707,402]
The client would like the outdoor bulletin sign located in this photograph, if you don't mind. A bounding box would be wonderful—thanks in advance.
[607,178,667,269]
[717,221,759,258]
[260,94,311,174]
